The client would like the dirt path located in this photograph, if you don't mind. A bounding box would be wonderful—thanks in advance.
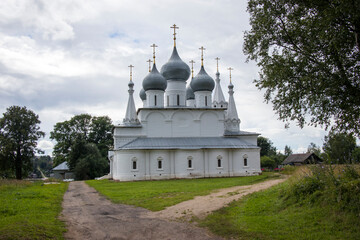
[60,181,222,240]
[147,177,287,221]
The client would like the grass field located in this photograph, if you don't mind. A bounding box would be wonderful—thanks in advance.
[86,173,278,211]
[200,167,360,240]
[0,180,68,240]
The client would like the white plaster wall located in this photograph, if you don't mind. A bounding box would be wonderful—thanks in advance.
[208,149,229,177]
[112,150,146,181]
[146,90,164,108]
[146,112,171,137]
[165,81,186,107]
[200,112,223,136]
[174,150,204,178]
[186,99,195,107]
[149,150,171,179]
[195,91,212,108]
[233,149,261,175]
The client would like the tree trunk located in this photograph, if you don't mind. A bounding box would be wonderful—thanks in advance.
[15,148,22,180]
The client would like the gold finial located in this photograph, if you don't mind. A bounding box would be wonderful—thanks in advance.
[228,67,233,84]
[146,59,152,72]
[199,46,206,66]
[128,64,134,81]
[150,43,158,64]
[189,60,195,78]
[215,57,220,72]
[170,24,179,47]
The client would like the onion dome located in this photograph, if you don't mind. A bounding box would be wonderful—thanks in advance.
[186,85,195,100]
[160,47,190,81]
[139,88,146,100]
[142,63,167,91]
[190,66,215,92]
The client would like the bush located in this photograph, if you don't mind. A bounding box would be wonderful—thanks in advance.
[261,156,276,168]
[284,164,360,215]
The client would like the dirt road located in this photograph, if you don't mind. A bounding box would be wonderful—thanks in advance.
[60,181,222,240]
[148,177,287,221]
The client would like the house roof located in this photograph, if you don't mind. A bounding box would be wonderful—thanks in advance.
[283,153,321,165]
[118,137,259,150]
[52,161,70,171]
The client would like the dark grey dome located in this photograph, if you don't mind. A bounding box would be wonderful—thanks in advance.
[190,66,215,92]
[142,63,167,91]
[139,88,146,100]
[160,47,190,81]
[186,85,195,100]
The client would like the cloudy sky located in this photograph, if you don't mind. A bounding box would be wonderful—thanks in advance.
[0,0,329,155]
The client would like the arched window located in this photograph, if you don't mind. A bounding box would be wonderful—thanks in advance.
[177,95,180,106]
[187,156,193,169]
[157,157,163,170]
[217,155,222,168]
[243,154,248,167]
[154,95,157,106]
[131,157,137,170]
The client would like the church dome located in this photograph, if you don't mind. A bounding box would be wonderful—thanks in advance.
[139,88,146,100]
[142,64,167,91]
[190,66,215,92]
[160,47,190,81]
[186,85,195,100]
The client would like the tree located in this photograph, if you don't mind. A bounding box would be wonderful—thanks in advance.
[244,0,360,136]
[0,106,45,179]
[323,130,356,163]
[307,142,321,156]
[50,114,113,167]
[261,156,276,168]
[257,136,277,157]
[284,145,293,156]
[72,143,109,180]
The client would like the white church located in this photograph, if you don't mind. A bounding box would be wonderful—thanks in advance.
[108,26,261,181]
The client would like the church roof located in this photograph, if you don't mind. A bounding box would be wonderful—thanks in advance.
[117,137,259,150]
[160,47,190,81]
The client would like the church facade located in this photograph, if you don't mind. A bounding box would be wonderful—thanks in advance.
[108,26,261,181]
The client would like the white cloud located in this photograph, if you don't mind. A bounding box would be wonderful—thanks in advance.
[0,0,330,156]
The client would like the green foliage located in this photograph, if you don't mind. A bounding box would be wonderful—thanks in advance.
[50,114,113,167]
[244,0,360,136]
[0,106,45,179]
[257,136,277,157]
[307,142,321,156]
[260,156,276,168]
[0,180,68,239]
[200,181,360,239]
[284,145,292,157]
[323,130,356,163]
[73,143,108,180]
[284,165,360,215]
[86,173,277,211]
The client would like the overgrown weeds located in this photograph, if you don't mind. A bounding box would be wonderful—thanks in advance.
[283,164,360,215]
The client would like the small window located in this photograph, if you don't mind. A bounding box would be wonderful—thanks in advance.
[177,95,180,106]
[217,155,223,168]
[167,96,169,107]
[131,157,137,170]
[154,95,157,106]
[244,158,248,166]
[157,158,162,169]
[214,105,216,107]
[220,105,223,107]
[205,96,208,106]
[188,159,192,168]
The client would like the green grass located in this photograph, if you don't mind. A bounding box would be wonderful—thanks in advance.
[86,173,278,211]
[0,180,68,240]
[199,181,360,240]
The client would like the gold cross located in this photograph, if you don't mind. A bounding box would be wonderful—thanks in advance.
[199,46,206,66]
[228,67,234,84]
[215,57,220,72]
[170,24,179,47]
[150,44,158,64]
[146,59,152,72]
[128,64,134,81]
[189,60,195,78]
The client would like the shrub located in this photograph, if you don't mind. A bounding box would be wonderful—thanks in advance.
[284,164,360,215]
